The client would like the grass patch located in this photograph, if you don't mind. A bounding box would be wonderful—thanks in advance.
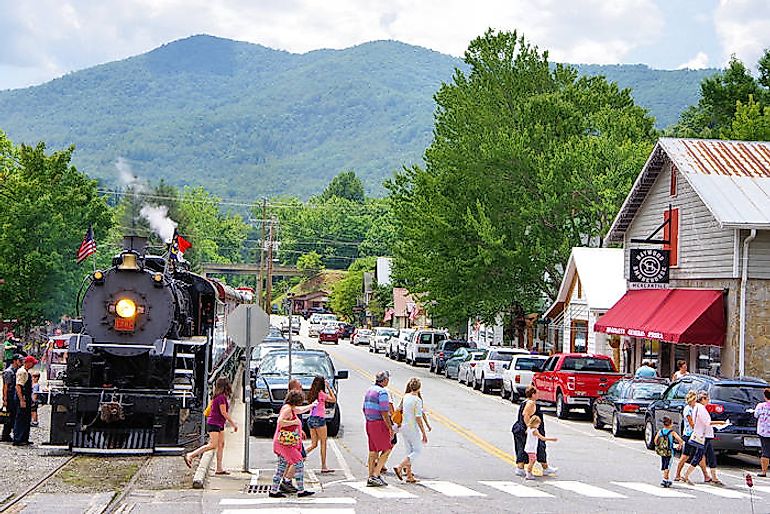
[53,456,143,492]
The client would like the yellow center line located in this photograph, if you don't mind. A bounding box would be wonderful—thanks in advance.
[333,352,517,467]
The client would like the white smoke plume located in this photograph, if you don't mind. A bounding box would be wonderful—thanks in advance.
[115,157,147,192]
[139,205,177,243]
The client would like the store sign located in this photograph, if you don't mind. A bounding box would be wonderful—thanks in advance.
[629,248,669,289]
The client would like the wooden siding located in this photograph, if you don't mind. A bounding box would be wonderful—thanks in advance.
[745,229,770,279]
[624,159,736,279]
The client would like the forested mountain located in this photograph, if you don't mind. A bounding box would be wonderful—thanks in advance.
[0,35,715,199]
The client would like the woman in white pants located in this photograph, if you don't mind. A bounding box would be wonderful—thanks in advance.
[393,378,430,483]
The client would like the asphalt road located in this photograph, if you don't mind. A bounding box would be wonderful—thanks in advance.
[218,319,768,514]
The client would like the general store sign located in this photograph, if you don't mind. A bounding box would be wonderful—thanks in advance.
[629,248,669,289]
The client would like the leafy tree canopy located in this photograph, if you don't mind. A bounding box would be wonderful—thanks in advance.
[387,30,656,329]
[318,170,365,203]
[329,256,376,320]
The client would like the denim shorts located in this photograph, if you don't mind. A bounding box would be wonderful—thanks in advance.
[307,415,326,429]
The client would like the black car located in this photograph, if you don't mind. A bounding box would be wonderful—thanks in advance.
[430,339,476,374]
[338,323,355,339]
[592,378,668,437]
[251,349,348,436]
[249,340,304,376]
[643,374,769,454]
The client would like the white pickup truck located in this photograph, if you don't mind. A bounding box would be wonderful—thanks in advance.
[308,313,338,337]
[500,354,549,402]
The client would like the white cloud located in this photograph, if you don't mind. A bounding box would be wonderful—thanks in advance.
[0,0,666,89]
[714,0,770,67]
[678,51,709,69]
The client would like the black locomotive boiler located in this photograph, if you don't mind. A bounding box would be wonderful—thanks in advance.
[47,236,248,453]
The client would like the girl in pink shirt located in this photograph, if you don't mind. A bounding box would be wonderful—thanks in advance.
[306,375,337,473]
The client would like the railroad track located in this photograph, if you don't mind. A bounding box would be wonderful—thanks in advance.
[0,455,152,514]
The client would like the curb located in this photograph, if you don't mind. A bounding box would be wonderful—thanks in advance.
[192,450,214,489]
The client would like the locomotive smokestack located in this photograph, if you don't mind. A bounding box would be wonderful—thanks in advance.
[122,235,148,256]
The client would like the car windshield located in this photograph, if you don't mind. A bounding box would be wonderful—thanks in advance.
[629,382,667,400]
[321,327,337,333]
[358,329,373,335]
[489,351,516,362]
[561,357,614,372]
[471,351,488,360]
[444,341,466,353]
[259,353,333,377]
[514,358,544,371]
[375,328,397,337]
[710,385,767,404]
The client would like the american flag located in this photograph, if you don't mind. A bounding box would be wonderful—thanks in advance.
[76,225,96,264]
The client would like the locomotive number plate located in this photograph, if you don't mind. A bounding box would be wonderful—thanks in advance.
[114,317,135,331]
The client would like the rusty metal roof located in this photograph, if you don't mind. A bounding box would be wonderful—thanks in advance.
[606,138,770,242]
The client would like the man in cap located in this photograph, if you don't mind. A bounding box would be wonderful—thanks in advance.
[1,354,22,442]
[13,355,38,446]
[363,370,394,487]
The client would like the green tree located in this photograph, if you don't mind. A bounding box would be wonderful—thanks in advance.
[724,97,770,140]
[318,170,366,203]
[0,133,113,331]
[387,30,655,329]
[329,257,375,320]
[296,251,324,278]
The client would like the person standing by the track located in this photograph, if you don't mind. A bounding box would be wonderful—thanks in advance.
[364,370,394,487]
[184,377,238,473]
[13,356,37,446]
[1,354,22,442]
[512,385,557,477]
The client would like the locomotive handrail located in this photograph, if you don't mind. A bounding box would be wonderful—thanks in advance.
[209,344,242,386]
[87,343,156,349]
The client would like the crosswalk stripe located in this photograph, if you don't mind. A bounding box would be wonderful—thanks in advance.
[550,481,626,498]
[479,481,554,498]
[221,509,355,514]
[680,484,758,499]
[345,481,417,499]
[220,498,357,506]
[748,485,770,494]
[611,482,696,498]
[419,481,486,497]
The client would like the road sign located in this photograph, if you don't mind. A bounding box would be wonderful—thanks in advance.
[228,304,270,348]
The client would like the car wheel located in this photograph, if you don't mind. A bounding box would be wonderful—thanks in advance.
[592,406,604,429]
[444,366,450,378]
[481,376,491,394]
[556,392,569,419]
[500,383,508,399]
[644,418,656,450]
[611,413,624,437]
[327,407,341,437]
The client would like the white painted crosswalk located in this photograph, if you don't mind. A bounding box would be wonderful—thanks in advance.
[218,478,767,512]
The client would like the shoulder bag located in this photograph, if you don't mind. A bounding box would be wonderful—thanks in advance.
[203,400,212,418]
[392,399,404,426]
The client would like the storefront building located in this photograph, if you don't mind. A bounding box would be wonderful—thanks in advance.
[544,248,625,365]
[596,138,770,380]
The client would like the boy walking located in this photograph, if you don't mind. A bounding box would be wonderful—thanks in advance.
[655,416,684,488]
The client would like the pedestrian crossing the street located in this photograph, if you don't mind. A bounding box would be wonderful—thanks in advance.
[217,478,766,512]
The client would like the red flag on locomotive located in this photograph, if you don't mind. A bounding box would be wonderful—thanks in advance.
[76,225,97,264]
[169,229,192,261]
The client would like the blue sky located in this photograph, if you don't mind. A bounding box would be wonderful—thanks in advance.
[0,0,768,90]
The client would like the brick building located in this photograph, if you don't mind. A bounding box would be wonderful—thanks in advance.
[596,138,770,380]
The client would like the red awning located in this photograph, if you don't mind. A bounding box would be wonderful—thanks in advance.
[594,289,725,347]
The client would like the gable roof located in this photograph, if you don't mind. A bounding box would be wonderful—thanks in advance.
[607,138,770,243]
[544,248,626,318]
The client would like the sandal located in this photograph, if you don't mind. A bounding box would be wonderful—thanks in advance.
[215,470,231,475]
[711,479,724,486]
[320,469,335,474]
[393,467,403,481]
[406,477,419,484]
[183,454,192,469]
[674,477,682,482]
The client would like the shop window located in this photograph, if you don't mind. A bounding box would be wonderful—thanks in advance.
[697,346,721,376]
[670,166,677,196]
[571,320,588,353]
[642,339,660,370]
[663,208,680,267]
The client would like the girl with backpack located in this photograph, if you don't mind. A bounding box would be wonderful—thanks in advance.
[655,416,684,488]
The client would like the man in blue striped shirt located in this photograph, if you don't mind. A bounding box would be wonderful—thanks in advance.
[363,370,393,486]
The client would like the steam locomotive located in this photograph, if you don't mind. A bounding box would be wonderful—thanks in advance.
[47,236,250,453]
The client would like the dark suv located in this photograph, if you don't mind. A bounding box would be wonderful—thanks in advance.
[643,374,768,454]
[430,340,476,374]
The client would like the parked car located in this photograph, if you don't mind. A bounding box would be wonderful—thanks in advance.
[308,313,338,336]
[444,347,474,379]
[592,378,669,437]
[470,348,530,393]
[249,339,304,376]
[532,353,624,419]
[352,328,373,346]
[387,329,414,360]
[500,354,549,402]
[319,326,340,344]
[430,340,476,374]
[370,327,398,354]
[280,315,302,335]
[251,349,348,436]
[457,349,489,385]
[338,323,355,339]
[405,329,448,366]
[642,374,769,454]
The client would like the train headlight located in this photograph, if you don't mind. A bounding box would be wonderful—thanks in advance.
[92,270,104,284]
[115,298,137,318]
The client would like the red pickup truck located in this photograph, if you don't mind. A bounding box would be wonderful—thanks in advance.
[532,353,624,419]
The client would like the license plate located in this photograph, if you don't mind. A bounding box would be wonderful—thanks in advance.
[745,437,761,447]
[418,348,429,353]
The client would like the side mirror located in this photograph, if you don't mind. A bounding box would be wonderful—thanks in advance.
[336,370,349,380]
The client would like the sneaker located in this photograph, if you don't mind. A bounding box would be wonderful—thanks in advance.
[514,468,526,477]
[542,467,558,476]
[665,481,673,488]
[367,477,384,487]
[660,480,667,488]
[297,490,315,498]
[525,473,536,480]
[375,476,388,486]
[280,480,298,493]
[268,491,286,498]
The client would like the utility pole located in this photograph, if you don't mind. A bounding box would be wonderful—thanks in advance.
[265,216,276,313]
[257,199,267,310]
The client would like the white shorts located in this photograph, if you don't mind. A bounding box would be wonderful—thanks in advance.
[402,430,422,462]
